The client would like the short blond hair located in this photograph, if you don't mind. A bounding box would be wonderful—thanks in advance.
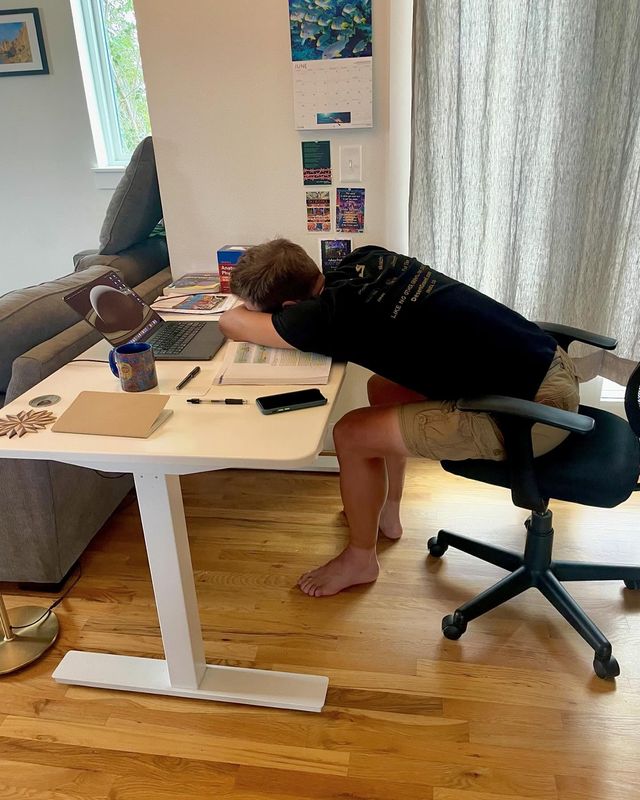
[230,238,320,312]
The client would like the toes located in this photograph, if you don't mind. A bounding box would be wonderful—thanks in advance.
[299,576,327,597]
[299,578,316,595]
[298,568,322,585]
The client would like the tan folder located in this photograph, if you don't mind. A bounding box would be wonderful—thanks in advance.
[52,391,172,438]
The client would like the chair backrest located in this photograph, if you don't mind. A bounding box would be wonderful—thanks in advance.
[624,362,640,437]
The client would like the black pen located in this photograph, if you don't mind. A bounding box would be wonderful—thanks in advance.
[187,398,248,405]
[175,366,201,390]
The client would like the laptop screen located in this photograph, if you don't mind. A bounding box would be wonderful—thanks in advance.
[64,271,164,347]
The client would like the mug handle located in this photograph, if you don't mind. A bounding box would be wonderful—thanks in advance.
[108,349,119,377]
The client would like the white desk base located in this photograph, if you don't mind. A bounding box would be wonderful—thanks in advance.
[52,472,329,713]
[53,651,328,712]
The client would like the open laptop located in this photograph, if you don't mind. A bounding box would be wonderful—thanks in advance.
[64,270,225,360]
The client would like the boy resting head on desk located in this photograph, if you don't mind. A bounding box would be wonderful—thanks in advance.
[219,239,578,598]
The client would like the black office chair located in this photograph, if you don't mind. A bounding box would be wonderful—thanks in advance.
[428,323,640,679]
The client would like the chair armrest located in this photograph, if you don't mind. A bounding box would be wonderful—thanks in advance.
[536,321,617,351]
[457,394,595,512]
[457,395,594,434]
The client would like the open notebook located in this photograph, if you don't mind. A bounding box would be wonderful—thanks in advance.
[52,392,172,438]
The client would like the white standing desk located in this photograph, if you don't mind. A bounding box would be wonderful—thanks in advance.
[0,331,345,713]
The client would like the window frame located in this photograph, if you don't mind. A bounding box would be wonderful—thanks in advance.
[70,0,146,169]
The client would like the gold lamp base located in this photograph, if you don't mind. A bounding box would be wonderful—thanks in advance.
[0,605,59,675]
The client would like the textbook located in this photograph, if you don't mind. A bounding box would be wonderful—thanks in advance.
[151,293,236,315]
[162,273,220,296]
[215,342,331,386]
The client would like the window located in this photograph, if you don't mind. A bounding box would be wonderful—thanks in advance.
[71,0,150,168]
[601,378,625,403]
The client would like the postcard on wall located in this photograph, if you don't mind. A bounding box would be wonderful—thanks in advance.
[320,239,352,272]
[302,140,332,185]
[306,190,331,232]
[0,8,49,77]
[289,0,373,130]
[336,187,365,232]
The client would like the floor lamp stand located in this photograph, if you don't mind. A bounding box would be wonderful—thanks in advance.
[0,593,59,675]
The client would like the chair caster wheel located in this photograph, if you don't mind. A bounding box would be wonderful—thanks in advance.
[593,655,620,680]
[624,579,640,590]
[428,537,448,558]
[442,613,467,640]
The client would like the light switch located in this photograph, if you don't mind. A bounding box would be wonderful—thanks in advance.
[339,145,362,182]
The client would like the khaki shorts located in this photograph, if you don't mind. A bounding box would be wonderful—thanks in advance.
[398,347,580,461]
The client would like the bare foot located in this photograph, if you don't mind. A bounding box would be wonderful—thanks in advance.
[379,500,403,540]
[297,545,379,597]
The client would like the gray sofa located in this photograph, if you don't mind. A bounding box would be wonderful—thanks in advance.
[0,137,171,584]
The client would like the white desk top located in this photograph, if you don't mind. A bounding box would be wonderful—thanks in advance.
[0,333,345,475]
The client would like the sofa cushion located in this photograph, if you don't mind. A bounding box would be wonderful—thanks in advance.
[99,137,163,255]
[0,264,119,394]
[75,237,169,288]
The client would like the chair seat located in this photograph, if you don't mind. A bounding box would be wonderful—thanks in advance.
[442,405,640,508]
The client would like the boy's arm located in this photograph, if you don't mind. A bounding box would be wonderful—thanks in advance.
[219,306,294,349]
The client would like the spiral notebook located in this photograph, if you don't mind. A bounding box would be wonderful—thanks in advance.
[52,392,172,438]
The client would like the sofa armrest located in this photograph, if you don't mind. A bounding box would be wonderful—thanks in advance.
[6,320,102,404]
[134,267,173,304]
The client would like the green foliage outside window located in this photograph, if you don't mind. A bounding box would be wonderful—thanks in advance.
[101,0,150,154]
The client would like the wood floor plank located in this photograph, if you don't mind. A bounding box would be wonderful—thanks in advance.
[0,758,114,800]
[1,460,638,798]
[348,752,558,797]
[0,736,238,790]
[232,765,435,799]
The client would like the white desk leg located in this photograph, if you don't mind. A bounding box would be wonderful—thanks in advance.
[53,472,329,712]
[135,473,207,686]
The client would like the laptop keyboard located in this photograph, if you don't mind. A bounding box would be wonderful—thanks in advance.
[149,321,206,355]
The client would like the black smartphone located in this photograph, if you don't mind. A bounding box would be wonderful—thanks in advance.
[256,388,328,415]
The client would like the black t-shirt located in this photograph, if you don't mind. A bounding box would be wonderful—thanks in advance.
[272,246,557,401]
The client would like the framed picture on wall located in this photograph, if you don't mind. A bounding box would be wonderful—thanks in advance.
[0,8,49,77]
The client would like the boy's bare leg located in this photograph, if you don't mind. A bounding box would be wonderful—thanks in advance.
[367,375,425,539]
[298,404,412,597]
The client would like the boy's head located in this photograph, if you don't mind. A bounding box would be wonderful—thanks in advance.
[230,238,321,312]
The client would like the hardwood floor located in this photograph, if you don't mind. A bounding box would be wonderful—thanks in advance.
[1,460,640,799]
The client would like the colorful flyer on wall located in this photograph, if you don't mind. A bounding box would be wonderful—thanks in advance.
[289,0,373,130]
[320,239,352,272]
[302,141,332,185]
[306,191,331,232]
[336,187,365,232]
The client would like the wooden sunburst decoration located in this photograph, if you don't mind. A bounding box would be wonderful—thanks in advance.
[0,409,57,438]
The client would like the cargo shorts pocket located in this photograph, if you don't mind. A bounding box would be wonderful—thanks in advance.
[399,401,506,461]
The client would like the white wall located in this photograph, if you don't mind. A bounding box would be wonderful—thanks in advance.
[0,0,112,297]
[134,0,411,419]
[134,0,407,270]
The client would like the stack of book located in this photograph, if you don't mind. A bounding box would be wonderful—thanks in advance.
[162,273,220,296]
[151,293,236,315]
[152,272,236,315]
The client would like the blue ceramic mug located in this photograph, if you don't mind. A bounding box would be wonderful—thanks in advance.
[108,342,158,392]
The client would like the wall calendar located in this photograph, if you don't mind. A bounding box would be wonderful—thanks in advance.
[289,1,373,130]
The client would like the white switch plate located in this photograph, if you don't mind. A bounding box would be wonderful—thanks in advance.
[339,145,362,182]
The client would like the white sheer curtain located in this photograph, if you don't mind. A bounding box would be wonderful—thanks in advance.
[410,0,640,383]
